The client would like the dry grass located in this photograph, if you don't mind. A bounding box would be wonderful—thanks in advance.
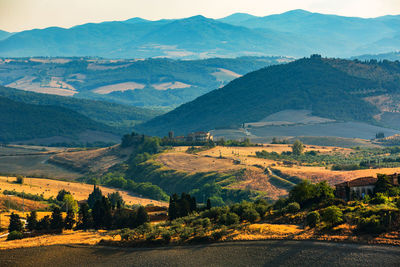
[274,165,400,186]
[157,151,241,173]
[0,211,52,230]
[0,195,48,214]
[49,145,131,173]
[0,230,118,250]
[0,176,167,207]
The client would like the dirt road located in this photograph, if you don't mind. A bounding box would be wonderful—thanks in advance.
[0,240,399,266]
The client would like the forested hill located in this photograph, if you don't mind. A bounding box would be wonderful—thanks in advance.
[0,96,115,142]
[135,56,400,136]
[0,86,162,132]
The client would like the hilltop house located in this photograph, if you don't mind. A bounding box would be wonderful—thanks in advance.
[335,174,400,200]
[186,131,213,142]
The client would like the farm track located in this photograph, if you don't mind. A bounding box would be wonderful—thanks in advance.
[0,240,400,266]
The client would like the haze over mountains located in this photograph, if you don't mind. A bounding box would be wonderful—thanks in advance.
[1,10,400,58]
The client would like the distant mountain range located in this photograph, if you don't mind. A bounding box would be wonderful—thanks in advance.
[135,56,400,137]
[1,10,400,58]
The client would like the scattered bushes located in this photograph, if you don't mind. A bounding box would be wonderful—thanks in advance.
[357,215,385,234]
[322,206,343,227]
[305,211,320,228]
[285,202,300,214]
[7,231,23,241]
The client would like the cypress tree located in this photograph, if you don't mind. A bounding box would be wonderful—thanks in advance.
[64,209,76,230]
[136,206,149,226]
[206,198,212,210]
[8,212,23,232]
[77,202,92,229]
[50,207,64,231]
[88,185,103,209]
[26,211,38,231]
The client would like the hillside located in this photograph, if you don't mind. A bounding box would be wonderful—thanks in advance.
[0,86,162,132]
[0,96,118,143]
[136,56,400,136]
[1,10,400,58]
[0,57,288,108]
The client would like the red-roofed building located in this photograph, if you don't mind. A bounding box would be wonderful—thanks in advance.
[335,173,400,200]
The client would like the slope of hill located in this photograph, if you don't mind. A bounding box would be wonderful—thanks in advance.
[0,96,118,142]
[0,56,289,108]
[1,10,400,58]
[135,56,400,137]
[0,86,162,132]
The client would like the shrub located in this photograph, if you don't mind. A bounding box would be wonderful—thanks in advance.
[370,193,388,205]
[218,212,239,226]
[16,175,24,184]
[242,208,260,223]
[306,211,320,228]
[7,231,23,241]
[285,202,300,213]
[322,206,343,227]
[357,215,384,234]
[161,230,172,243]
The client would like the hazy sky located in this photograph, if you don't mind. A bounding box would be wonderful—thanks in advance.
[1,0,400,32]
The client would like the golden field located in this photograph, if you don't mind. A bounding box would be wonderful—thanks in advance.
[0,176,167,207]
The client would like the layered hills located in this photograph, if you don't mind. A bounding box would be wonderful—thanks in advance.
[0,56,287,108]
[136,56,400,137]
[1,10,400,58]
[0,86,162,132]
[0,96,115,143]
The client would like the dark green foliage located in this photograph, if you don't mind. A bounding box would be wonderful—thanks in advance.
[108,192,125,210]
[77,203,93,230]
[285,202,300,213]
[206,199,212,210]
[218,212,240,226]
[322,206,343,227]
[92,196,113,229]
[357,215,385,234]
[37,216,51,231]
[370,193,389,205]
[292,140,304,155]
[241,208,260,223]
[8,212,23,232]
[289,181,334,207]
[50,207,64,231]
[168,193,197,220]
[56,189,71,202]
[136,57,384,136]
[306,211,321,228]
[15,175,24,184]
[7,231,23,241]
[26,211,38,232]
[64,209,76,230]
[136,206,149,226]
[0,86,160,133]
[0,96,113,142]
[374,174,393,194]
[87,185,103,209]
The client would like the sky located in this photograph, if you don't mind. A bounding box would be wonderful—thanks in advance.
[0,0,400,32]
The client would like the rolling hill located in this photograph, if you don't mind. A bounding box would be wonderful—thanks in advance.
[135,56,400,137]
[0,10,400,58]
[0,86,162,132]
[0,96,119,143]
